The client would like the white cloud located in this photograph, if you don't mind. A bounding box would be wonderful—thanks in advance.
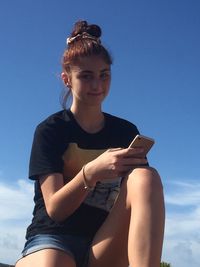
[0,179,34,264]
[165,180,200,206]
[162,179,200,267]
[0,178,200,266]
[0,179,33,220]
[0,224,28,264]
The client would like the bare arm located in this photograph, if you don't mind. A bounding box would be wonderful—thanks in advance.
[40,169,90,222]
[40,147,147,222]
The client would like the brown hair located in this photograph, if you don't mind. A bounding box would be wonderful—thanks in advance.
[60,20,112,108]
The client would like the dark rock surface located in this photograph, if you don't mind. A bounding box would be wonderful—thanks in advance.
[0,263,15,267]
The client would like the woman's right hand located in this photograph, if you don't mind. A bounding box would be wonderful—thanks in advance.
[84,147,148,185]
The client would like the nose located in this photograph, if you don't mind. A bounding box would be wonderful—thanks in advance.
[91,78,101,91]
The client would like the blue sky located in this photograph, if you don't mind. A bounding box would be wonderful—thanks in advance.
[0,0,200,266]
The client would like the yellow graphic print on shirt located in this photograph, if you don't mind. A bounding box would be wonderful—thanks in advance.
[62,143,106,179]
[62,143,121,212]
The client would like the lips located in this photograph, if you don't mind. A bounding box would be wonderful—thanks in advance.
[88,92,104,96]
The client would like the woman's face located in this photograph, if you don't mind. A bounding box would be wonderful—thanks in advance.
[66,55,111,108]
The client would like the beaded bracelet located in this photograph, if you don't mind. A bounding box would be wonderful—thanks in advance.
[82,165,95,191]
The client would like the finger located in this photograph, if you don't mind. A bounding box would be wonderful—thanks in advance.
[127,147,145,154]
[108,147,124,152]
[122,157,148,165]
[114,164,146,177]
[114,147,145,157]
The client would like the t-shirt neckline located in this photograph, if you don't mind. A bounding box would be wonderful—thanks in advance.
[66,109,107,136]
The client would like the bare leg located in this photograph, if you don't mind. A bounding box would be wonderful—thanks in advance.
[88,176,130,267]
[127,167,165,267]
[15,249,76,267]
[88,167,165,267]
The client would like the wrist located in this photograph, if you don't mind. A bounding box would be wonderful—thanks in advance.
[82,164,97,191]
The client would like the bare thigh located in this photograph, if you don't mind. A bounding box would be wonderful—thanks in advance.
[15,248,76,267]
[88,176,130,267]
[88,167,163,267]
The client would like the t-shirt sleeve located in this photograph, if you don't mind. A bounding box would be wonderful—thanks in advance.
[29,122,65,180]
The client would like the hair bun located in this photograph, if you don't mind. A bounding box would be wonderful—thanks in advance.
[71,20,101,38]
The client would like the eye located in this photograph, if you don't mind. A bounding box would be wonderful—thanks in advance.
[80,74,93,81]
[100,72,110,80]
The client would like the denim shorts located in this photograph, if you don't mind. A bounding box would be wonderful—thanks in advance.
[18,234,93,267]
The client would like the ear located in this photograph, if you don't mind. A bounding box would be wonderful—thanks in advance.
[61,72,71,87]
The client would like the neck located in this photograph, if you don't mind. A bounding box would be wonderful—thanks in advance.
[70,105,105,133]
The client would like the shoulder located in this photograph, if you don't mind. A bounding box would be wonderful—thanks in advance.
[104,112,138,132]
[104,112,139,146]
[35,110,71,136]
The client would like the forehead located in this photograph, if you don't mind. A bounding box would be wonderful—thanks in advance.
[70,55,111,73]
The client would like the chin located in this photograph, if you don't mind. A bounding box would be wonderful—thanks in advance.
[87,99,104,107]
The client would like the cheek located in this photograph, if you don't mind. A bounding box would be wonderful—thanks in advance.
[71,81,85,97]
[104,80,111,90]
[71,79,81,90]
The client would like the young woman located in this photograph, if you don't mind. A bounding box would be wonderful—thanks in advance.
[16,20,165,267]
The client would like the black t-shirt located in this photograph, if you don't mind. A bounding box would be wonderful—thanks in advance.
[26,109,139,239]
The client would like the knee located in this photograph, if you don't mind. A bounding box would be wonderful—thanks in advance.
[127,167,163,195]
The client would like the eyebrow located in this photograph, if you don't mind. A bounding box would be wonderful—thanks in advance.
[79,68,111,74]
[101,68,111,73]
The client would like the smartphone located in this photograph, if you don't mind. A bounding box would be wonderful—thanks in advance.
[128,134,155,156]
